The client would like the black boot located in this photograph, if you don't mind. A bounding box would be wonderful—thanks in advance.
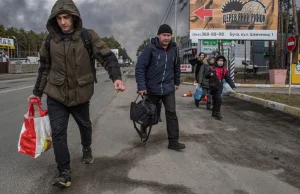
[168,141,186,150]
[82,147,94,164]
[206,102,212,110]
[195,100,200,107]
[215,111,223,120]
[212,110,217,117]
[52,169,71,188]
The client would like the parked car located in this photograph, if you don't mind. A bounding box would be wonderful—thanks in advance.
[234,57,259,73]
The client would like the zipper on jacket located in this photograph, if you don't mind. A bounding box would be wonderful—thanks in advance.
[161,52,167,94]
[156,55,160,66]
[65,41,70,104]
[73,48,78,69]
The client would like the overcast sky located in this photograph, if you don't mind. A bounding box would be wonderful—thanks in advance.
[0,0,189,60]
[1,0,300,60]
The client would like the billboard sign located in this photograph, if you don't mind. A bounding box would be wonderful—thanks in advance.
[190,0,278,40]
[0,37,15,49]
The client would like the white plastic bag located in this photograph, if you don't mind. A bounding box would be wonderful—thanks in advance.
[222,80,234,96]
[18,98,52,158]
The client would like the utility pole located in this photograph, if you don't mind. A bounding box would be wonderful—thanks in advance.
[175,0,178,42]
[292,0,298,36]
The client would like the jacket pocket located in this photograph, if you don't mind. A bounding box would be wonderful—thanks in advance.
[76,74,94,104]
[48,72,64,86]
[77,74,94,86]
[44,72,66,104]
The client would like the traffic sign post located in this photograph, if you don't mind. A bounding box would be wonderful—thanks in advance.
[287,35,296,94]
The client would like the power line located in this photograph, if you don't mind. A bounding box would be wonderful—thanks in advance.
[159,0,173,26]
[163,0,174,24]
[180,0,188,12]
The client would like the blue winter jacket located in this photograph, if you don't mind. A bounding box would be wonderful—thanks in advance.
[135,37,181,95]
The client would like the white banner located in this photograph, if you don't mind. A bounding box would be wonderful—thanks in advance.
[190,30,277,40]
[0,38,14,46]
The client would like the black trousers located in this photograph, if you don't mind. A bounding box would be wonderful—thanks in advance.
[212,86,223,113]
[202,87,212,106]
[147,92,179,142]
[47,97,92,172]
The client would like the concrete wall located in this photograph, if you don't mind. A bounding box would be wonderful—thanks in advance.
[9,63,39,74]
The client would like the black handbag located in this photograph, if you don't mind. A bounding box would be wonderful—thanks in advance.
[130,95,158,142]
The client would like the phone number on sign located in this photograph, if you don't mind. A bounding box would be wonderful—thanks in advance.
[192,32,225,37]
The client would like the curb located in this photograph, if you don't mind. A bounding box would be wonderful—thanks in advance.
[182,82,300,88]
[234,83,300,88]
[231,93,300,118]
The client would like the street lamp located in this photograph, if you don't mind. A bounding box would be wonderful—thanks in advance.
[12,36,18,58]
[140,29,152,43]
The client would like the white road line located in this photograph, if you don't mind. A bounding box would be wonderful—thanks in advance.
[0,71,122,94]
[123,69,131,76]
[0,85,34,94]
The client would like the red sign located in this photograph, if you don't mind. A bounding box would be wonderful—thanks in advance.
[193,6,213,21]
[287,35,296,52]
[180,64,192,73]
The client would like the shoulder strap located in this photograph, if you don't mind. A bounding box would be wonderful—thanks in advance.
[45,34,51,54]
[81,28,97,83]
[81,28,93,56]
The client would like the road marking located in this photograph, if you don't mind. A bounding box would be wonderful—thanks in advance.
[0,70,127,94]
[123,68,131,76]
[0,85,34,94]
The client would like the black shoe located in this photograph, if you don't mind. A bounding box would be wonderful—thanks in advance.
[215,112,223,120]
[212,111,217,117]
[195,100,200,107]
[168,142,186,150]
[52,169,71,188]
[83,147,94,164]
[206,104,212,110]
[140,126,147,138]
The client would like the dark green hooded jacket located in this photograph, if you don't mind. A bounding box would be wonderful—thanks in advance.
[33,0,121,106]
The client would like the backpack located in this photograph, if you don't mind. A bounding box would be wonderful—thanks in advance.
[45,28,97,83]
[130,95,158,142]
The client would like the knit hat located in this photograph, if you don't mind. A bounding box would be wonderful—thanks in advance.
[157,24,173,35]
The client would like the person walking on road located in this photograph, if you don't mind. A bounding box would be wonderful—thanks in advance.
[27,0,125,188]
[135,24,185,150]
[189,52,208,107]
[197,56,215,109]
[189,52,208,84]
[205,55,235,120]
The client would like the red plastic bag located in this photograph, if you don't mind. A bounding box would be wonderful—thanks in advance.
[18,98,52,158]
[202,95,207,102]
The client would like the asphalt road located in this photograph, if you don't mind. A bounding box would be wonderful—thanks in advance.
[0,69,300,194]
[0,68,131,194]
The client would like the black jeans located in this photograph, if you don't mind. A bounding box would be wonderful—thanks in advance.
[146,92,179,142]
[47,97,92,172]
[212,86,223,113]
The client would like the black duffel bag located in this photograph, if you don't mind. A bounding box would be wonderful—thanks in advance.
[130,95,157,142]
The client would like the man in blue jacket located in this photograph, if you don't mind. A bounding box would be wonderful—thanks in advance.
[135,24,185,150]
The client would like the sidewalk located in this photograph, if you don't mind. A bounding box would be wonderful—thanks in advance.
[74,72,300,194]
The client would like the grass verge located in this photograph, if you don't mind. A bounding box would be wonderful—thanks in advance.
[243,92,300,108]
